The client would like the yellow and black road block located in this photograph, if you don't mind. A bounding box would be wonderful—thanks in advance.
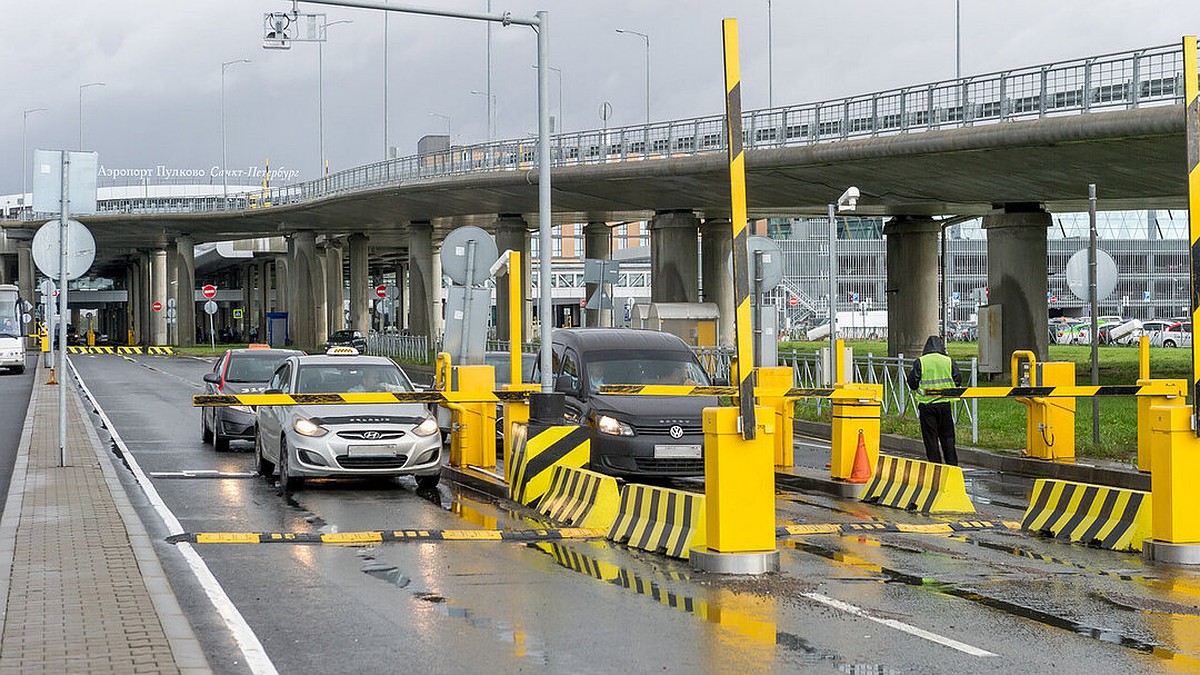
[536,465,621,530]
[1022,478,1150,552]
[777,520,1020,537]
[508,422,590,506]
[860,454,975,514]
[147,346,175,355]
[117,346,143,355]
[608,482,706,560]
[167,527,606,545]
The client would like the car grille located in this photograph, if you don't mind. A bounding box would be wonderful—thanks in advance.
[336,455,409,469]
[638,423,703,437]
[337,430,406,440]
[632,457,704,473]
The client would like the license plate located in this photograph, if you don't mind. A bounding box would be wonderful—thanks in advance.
[347,444,398,457]
[654,444,701,459]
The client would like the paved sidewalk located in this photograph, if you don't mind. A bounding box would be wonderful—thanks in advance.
[0,359,209,674]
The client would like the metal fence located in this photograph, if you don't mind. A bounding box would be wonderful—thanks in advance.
[32,43,1191,220]
[365,333,431,362]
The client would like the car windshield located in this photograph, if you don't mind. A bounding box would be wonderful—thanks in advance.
[329,330,358,341]
[295,364,412,393]
[584,350,711,394]
[225,352,296,382]
[484,352,537,385]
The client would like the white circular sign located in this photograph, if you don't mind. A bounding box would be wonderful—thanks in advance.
[1065,249,1118,302]
[32,220,96,280]
[204,300,218,315]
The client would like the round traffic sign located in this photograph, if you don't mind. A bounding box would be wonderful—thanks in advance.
[152,301,163,312]
[1050,295,1058,304]
[204,300,218,315]
[202,284,217,299]
[442,226,499,286]
[375,285,387,299]
[32,219,96,280]
[788,296,799,307]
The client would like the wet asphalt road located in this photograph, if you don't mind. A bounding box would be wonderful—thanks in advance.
[66,353,1200,674]
[0,352,35,512]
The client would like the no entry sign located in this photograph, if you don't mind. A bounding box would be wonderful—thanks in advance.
[375,285,387,299]
[202,284,217,299]
[152,301,163,312]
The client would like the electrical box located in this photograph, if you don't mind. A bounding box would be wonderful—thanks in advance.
[978,305,1003,374]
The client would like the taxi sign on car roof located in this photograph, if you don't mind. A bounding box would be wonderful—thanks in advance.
[247,343,271,349]
[326,346,359,355]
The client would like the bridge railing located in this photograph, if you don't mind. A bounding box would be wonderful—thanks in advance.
[45,42,1191,219]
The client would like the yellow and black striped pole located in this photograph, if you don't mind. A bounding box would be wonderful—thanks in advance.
[722,18,756,439]
[1186,35,1199,435]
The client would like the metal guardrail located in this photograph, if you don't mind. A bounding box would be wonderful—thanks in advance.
[25,43,1191,220]
[364,333,431,362]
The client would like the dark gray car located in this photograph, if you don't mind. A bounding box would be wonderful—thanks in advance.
[201,347,303,451]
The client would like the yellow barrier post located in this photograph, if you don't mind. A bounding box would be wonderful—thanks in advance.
[690,405,778,573]
[448,364,497,469]
[1143,404,1200,564]
[756,366,795,467]
[829,382,883,484]
[1012,350,1076,461]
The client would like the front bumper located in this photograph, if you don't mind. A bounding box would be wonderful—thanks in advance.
[588,431,705,478]
[287,430,443,478]
[215,408,257,440]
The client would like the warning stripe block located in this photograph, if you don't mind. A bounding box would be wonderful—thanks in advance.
[861,454,976,514]
[65,345,174,355]
[596,384,849,401]
[536,465,621,529]
[1021,478,1151,552]
[777,520,1020,537]
[509,423,591,506]
[166,527,608,545]
[607,483,706,560]
[928,382,1186,399]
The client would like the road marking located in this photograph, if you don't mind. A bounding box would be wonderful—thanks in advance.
[71,361,279,675]
[800,592,996,657]
[169,527,608,545]
[149,471,260,479]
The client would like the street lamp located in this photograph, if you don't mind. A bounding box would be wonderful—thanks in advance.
[429,112,451,144]
[470,90,496,141]
[828,186,859,384]
[767,0,773,108]
[21,107,47,209]
[614,28,649,125]
[78,82,105,150]
[319,20,353,177]
[529,64,562,131]
[221,59,251,207]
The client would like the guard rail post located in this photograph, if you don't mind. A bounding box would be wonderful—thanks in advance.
[756,366,795,467]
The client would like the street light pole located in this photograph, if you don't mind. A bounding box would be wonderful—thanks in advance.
[429,112,451,144]
[767,0,773,108]
[221,59,251,208]
[470,91,496,141]
[955,0,961,80]
[528,64,561,131]
[319,20,353,177]
[78,82,105,151]
[21,107,47,208]
[615,28,649,124]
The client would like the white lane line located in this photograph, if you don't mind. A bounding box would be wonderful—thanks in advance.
[800,592,996,657]
[149,471,259,478]
[71,361,279,675]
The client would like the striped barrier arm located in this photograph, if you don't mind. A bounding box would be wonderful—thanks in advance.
[194,389,534,407]
[928,383,1187,399]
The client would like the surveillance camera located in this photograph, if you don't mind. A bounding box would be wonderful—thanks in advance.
[836,186,860,212]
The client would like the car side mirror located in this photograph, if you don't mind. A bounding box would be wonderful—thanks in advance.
[554,374,577,395]
[203,373,221,384]
[264,388,283,395]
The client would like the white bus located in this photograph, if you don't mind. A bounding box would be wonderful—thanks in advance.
[0,284,26,374]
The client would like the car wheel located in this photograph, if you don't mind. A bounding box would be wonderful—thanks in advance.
[214,426,230,452]
[278,437,303,494]
[14,364,24,375]
[1165,339,1177,348]
[416,474,440,490]
[255,432,276,478]
[201,409,213,444]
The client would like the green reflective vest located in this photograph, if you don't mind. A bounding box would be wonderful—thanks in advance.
[916,352,955,404]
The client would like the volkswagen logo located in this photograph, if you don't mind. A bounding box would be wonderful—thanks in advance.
[669,425,684,439]
[362,431,381,440]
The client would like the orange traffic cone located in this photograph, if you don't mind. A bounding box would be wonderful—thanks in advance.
[848,429,872,483]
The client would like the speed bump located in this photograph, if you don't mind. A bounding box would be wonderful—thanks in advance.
[1021,478,1151,552]
[536,465,621,529]
[508,423,591,506]
[860,455,976,514]
[167,527,606,545]
[607,483,706,560]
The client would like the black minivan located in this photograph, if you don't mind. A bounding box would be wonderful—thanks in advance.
[533,328,718,478]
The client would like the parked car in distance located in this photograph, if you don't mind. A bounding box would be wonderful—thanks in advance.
[533,328,719,479]
[1150,321,1192,348]
[255,353,442,492]
[201,346,303,451]
[1139,319,1173,342]
[325,329,367,352]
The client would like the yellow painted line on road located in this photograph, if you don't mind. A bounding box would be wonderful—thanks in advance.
[169,527,609,545]
[778,520,1020,537]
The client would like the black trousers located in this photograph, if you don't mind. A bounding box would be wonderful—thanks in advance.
[918,402,958,466]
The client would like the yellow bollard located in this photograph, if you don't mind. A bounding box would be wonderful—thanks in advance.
[692,405,777,572]
[1143,404,1200,564]
[1012,351,1076,461]
[39,323,48,353]
[447,365,497,469]
[829,383,882,482]
[756,366,795,467]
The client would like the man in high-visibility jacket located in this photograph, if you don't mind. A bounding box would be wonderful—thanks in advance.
[906,335,963,465]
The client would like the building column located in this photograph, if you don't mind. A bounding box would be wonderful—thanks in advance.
[494,215,530,341]
[349,233,370,334]
[125,260,139,345]
[583,222,611,328]
[396,261,407,331]
[324,241,344,334]
[983,203,1052,370]
[432,243,444,338]
[314,250,328,347]
[700,218,735,345]
[275,254,291,344]
[883,216,940,357]
[408,223,434,340]
[650,210,700,303]
[175,235,195,347]
[258,259,271,338]
[285,231,322,351]
[151,248,168,345]
[16,242,33,313]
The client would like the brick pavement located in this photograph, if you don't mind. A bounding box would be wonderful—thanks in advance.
[0,360,209,674]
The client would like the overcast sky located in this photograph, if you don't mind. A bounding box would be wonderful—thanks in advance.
[3,0,1198,193]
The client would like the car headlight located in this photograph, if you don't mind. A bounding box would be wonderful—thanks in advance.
[293,417,328,437]
[596,414,634,436]
[412,416,439,437]
[229,405,252,414]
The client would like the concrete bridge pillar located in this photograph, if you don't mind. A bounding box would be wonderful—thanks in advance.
[324,241,344,334]
[650,210,700,304]
[349,233,370,335]
[984,203,1052,370]
[125,260,140,345]
[494,215,530,342]
[139,252,152,346]
[583,222,611,328]
[255,259,270,340]
[275,254,290,340]
[884,217,940,357]
[432,244,444,338]
[0,255,9,285]
[700,218,734,346]
[408,223,434,341]
[288,231,323,351]
[175,235,195,347]
[395,262,407,332]
[16,242,33,316]
[151,248,168,345]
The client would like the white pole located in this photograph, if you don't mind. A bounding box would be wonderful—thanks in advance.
[58,151,69,467]
[536,10,553,390]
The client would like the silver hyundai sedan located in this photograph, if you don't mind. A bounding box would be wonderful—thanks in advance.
[255,353,442,493]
